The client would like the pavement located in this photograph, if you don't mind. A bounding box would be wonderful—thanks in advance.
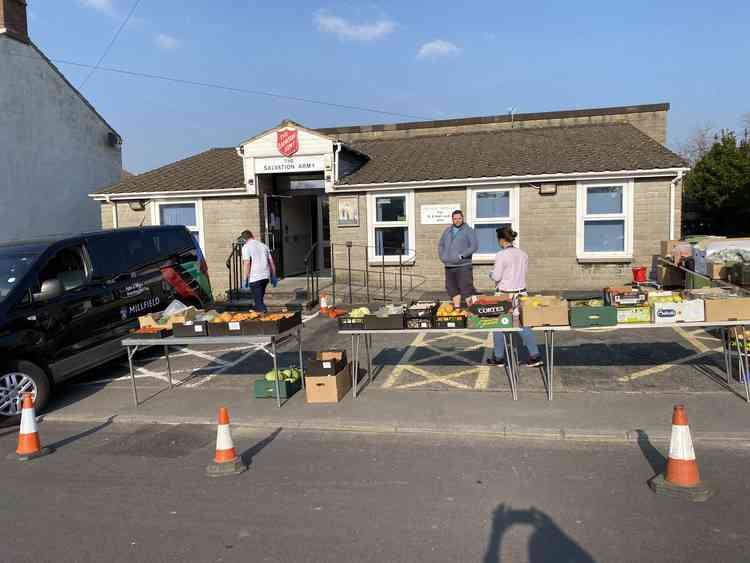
[24,311,750,444]
[2,423,749,562]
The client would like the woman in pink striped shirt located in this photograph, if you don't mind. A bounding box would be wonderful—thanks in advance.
[486,227,543,368]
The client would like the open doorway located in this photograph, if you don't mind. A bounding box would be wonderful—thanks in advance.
[260,173,330,278]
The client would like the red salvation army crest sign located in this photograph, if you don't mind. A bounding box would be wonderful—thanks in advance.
[276,127,299,157]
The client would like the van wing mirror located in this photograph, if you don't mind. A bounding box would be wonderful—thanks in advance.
[33,279,64,302]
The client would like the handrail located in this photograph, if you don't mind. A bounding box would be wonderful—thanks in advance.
[303,241,319,266]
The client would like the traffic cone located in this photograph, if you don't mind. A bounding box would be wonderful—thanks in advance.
[8,394,54,461]
[648,405,716,502]
[205,407,246,477]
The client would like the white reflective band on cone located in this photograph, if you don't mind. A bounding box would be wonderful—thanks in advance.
[19,407,38,435]
[668,425,696,461]
[215,424,234,451]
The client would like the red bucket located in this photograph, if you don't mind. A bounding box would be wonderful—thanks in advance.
[632,266,647,283]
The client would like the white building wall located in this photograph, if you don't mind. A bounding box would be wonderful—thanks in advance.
[0,36,122,241]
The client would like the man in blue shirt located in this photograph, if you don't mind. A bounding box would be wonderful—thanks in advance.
[438,210,479,307]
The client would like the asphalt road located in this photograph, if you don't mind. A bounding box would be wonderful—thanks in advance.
[1,422,749,563]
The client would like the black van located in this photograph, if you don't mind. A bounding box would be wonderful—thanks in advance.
[0,226,213,420]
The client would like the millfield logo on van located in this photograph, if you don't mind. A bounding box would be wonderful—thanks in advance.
[126,297,161,317]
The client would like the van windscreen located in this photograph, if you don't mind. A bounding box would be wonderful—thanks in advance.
[0,252,37,301]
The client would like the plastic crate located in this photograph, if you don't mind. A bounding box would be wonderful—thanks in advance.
[172,321,209,337]
[253,377,301,399]
[406,301,438,319]
[406,317,434,330]
[434,315,467,329]
[256,311,302,335]
[364,314,404,330]
[338,315,366,331]
[569,305,617,327]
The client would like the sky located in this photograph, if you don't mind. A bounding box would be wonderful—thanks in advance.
[24,0,750,173]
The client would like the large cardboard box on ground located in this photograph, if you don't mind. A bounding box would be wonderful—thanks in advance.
[704,298,750,322]
[520,296,569,327]
[305,363,352,403]
[307,351,348,376]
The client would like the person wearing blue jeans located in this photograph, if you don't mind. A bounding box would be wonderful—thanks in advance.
[486,226,543,368]
[241,230,277,313]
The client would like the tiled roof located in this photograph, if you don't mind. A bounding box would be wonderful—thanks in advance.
[96,148,243,195]
[338,123,687,185]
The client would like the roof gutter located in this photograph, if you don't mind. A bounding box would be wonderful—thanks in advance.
[332,167,692,192]
[89,188,248,201]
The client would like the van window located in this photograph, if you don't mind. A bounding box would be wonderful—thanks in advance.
[36,246,87,292]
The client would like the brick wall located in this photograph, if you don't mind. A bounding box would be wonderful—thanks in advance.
[330,178,674,294]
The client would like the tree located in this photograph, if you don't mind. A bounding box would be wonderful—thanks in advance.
[676,124,717,166]
[682,132,750,236]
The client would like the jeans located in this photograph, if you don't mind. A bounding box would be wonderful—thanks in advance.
[493,328,540,360]
[249,278,269,313]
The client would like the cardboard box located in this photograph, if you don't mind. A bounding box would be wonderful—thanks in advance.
[569,304,617,327]
[307,351,348,376]
[653,302,680,324]
[660,240,685,257]
[467,314,513,329]
[680,299,705,322]
[617,306,652,324]
[704,298,750,322]
[520,297,569,327]
[706,260,734,280]
[305,363,352,404]
[138,308,198,330]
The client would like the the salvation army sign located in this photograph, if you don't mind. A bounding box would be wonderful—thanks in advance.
[276,127,299,157]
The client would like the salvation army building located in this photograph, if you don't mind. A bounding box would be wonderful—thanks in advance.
[92,102,689,298]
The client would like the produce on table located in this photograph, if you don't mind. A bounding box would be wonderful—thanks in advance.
[436,303,469,317]
[264,368,301,383]
[570,299,605,308]
[373,304,405,317]
[348,307,371,319]
[135,327,165,334]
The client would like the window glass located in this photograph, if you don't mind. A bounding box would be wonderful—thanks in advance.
[583,220,625,252]
[474,223,510,254]
[0,253,37,302]
[37,247,86,292]
[375,197,406,222]
[476,191,509,219]
[587,186,623,215]
[375,227,408,256]
[160,203,197,227]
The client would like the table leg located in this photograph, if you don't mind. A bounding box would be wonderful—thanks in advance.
[298,326,305,390]
[502,333,517,401]
[510,333,520,400]
[738,325,750,404]
[164,345,173,390]
[365,333,372,387]
[350,335,356,400]
[272,337,281,408]
[127,346,139,407]
[722,328,732,383]
[549,330,555,401]
[353,334,360,400]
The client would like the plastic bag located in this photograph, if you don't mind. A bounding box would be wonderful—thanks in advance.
[163,300,188,317]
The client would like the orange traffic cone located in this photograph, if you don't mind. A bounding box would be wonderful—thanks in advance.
[205,407,246,477]
[9,394,54,461]
[648,405,716,501]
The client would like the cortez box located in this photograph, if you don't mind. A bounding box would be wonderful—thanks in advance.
[704,298,750,322]
[305,363,352,404]
[520,296,569,327]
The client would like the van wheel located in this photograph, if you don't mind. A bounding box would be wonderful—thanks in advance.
[0,361,51,423]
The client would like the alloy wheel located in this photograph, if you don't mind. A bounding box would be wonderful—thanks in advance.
[0,372,37,416]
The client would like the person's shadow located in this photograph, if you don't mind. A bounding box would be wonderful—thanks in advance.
[484,504,596,563]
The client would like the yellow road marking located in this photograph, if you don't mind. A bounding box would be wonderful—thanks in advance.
[672,325,709,353]
[618,346,722,382]
[393,365,477,390]
[382,332,425,388]
[474,333,492,389]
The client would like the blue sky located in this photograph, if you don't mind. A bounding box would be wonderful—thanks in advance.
[26,0,750,173]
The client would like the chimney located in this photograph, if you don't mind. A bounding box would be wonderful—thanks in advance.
[0,0,29,44]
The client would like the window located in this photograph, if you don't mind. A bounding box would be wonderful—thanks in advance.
[576,180,633,260]
[367,192,415,262]
[467,186,519,259]
[35,246,87,296]
[153,200,204,251]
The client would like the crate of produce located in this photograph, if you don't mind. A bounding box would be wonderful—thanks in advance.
[256,310,302,335]
[254,368,302,399]
[406,301,438,319]
[206,310,264,336]
[406,317,434,330]
[172,321,209,337]
[364,304,405,330]
[617,306,652,324]
[434,315,467,329]
[130,327,172,339]
[466,295,512,317]
[520,295,569,327]
[466,314,513,329]
[605,287,648,307]
[568,299,617,328]
[338,315,366,331]
[307,351,348,376]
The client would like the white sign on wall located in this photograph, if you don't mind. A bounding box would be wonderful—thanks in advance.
[420,204,460,225]
[255,155,325,174]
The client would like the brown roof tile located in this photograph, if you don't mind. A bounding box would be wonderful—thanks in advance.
[96,148,243,195]
[338,123,687,185]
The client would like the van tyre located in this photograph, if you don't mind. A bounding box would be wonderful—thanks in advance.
[0,361,51,423]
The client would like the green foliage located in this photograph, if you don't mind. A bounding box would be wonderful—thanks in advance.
[683,132,750,236]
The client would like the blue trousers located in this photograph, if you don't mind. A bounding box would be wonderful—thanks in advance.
[493,328,540,360]
[249,278,269,313]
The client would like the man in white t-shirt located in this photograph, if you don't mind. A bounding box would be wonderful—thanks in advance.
[241,230,277,313]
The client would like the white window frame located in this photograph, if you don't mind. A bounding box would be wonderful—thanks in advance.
[576,179,634,260]
[367,191,416,263]
[466,185,520,261]
[151,199,205,251]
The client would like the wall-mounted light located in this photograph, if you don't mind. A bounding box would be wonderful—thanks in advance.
[524,182,557,196]
[128,200,146,211]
